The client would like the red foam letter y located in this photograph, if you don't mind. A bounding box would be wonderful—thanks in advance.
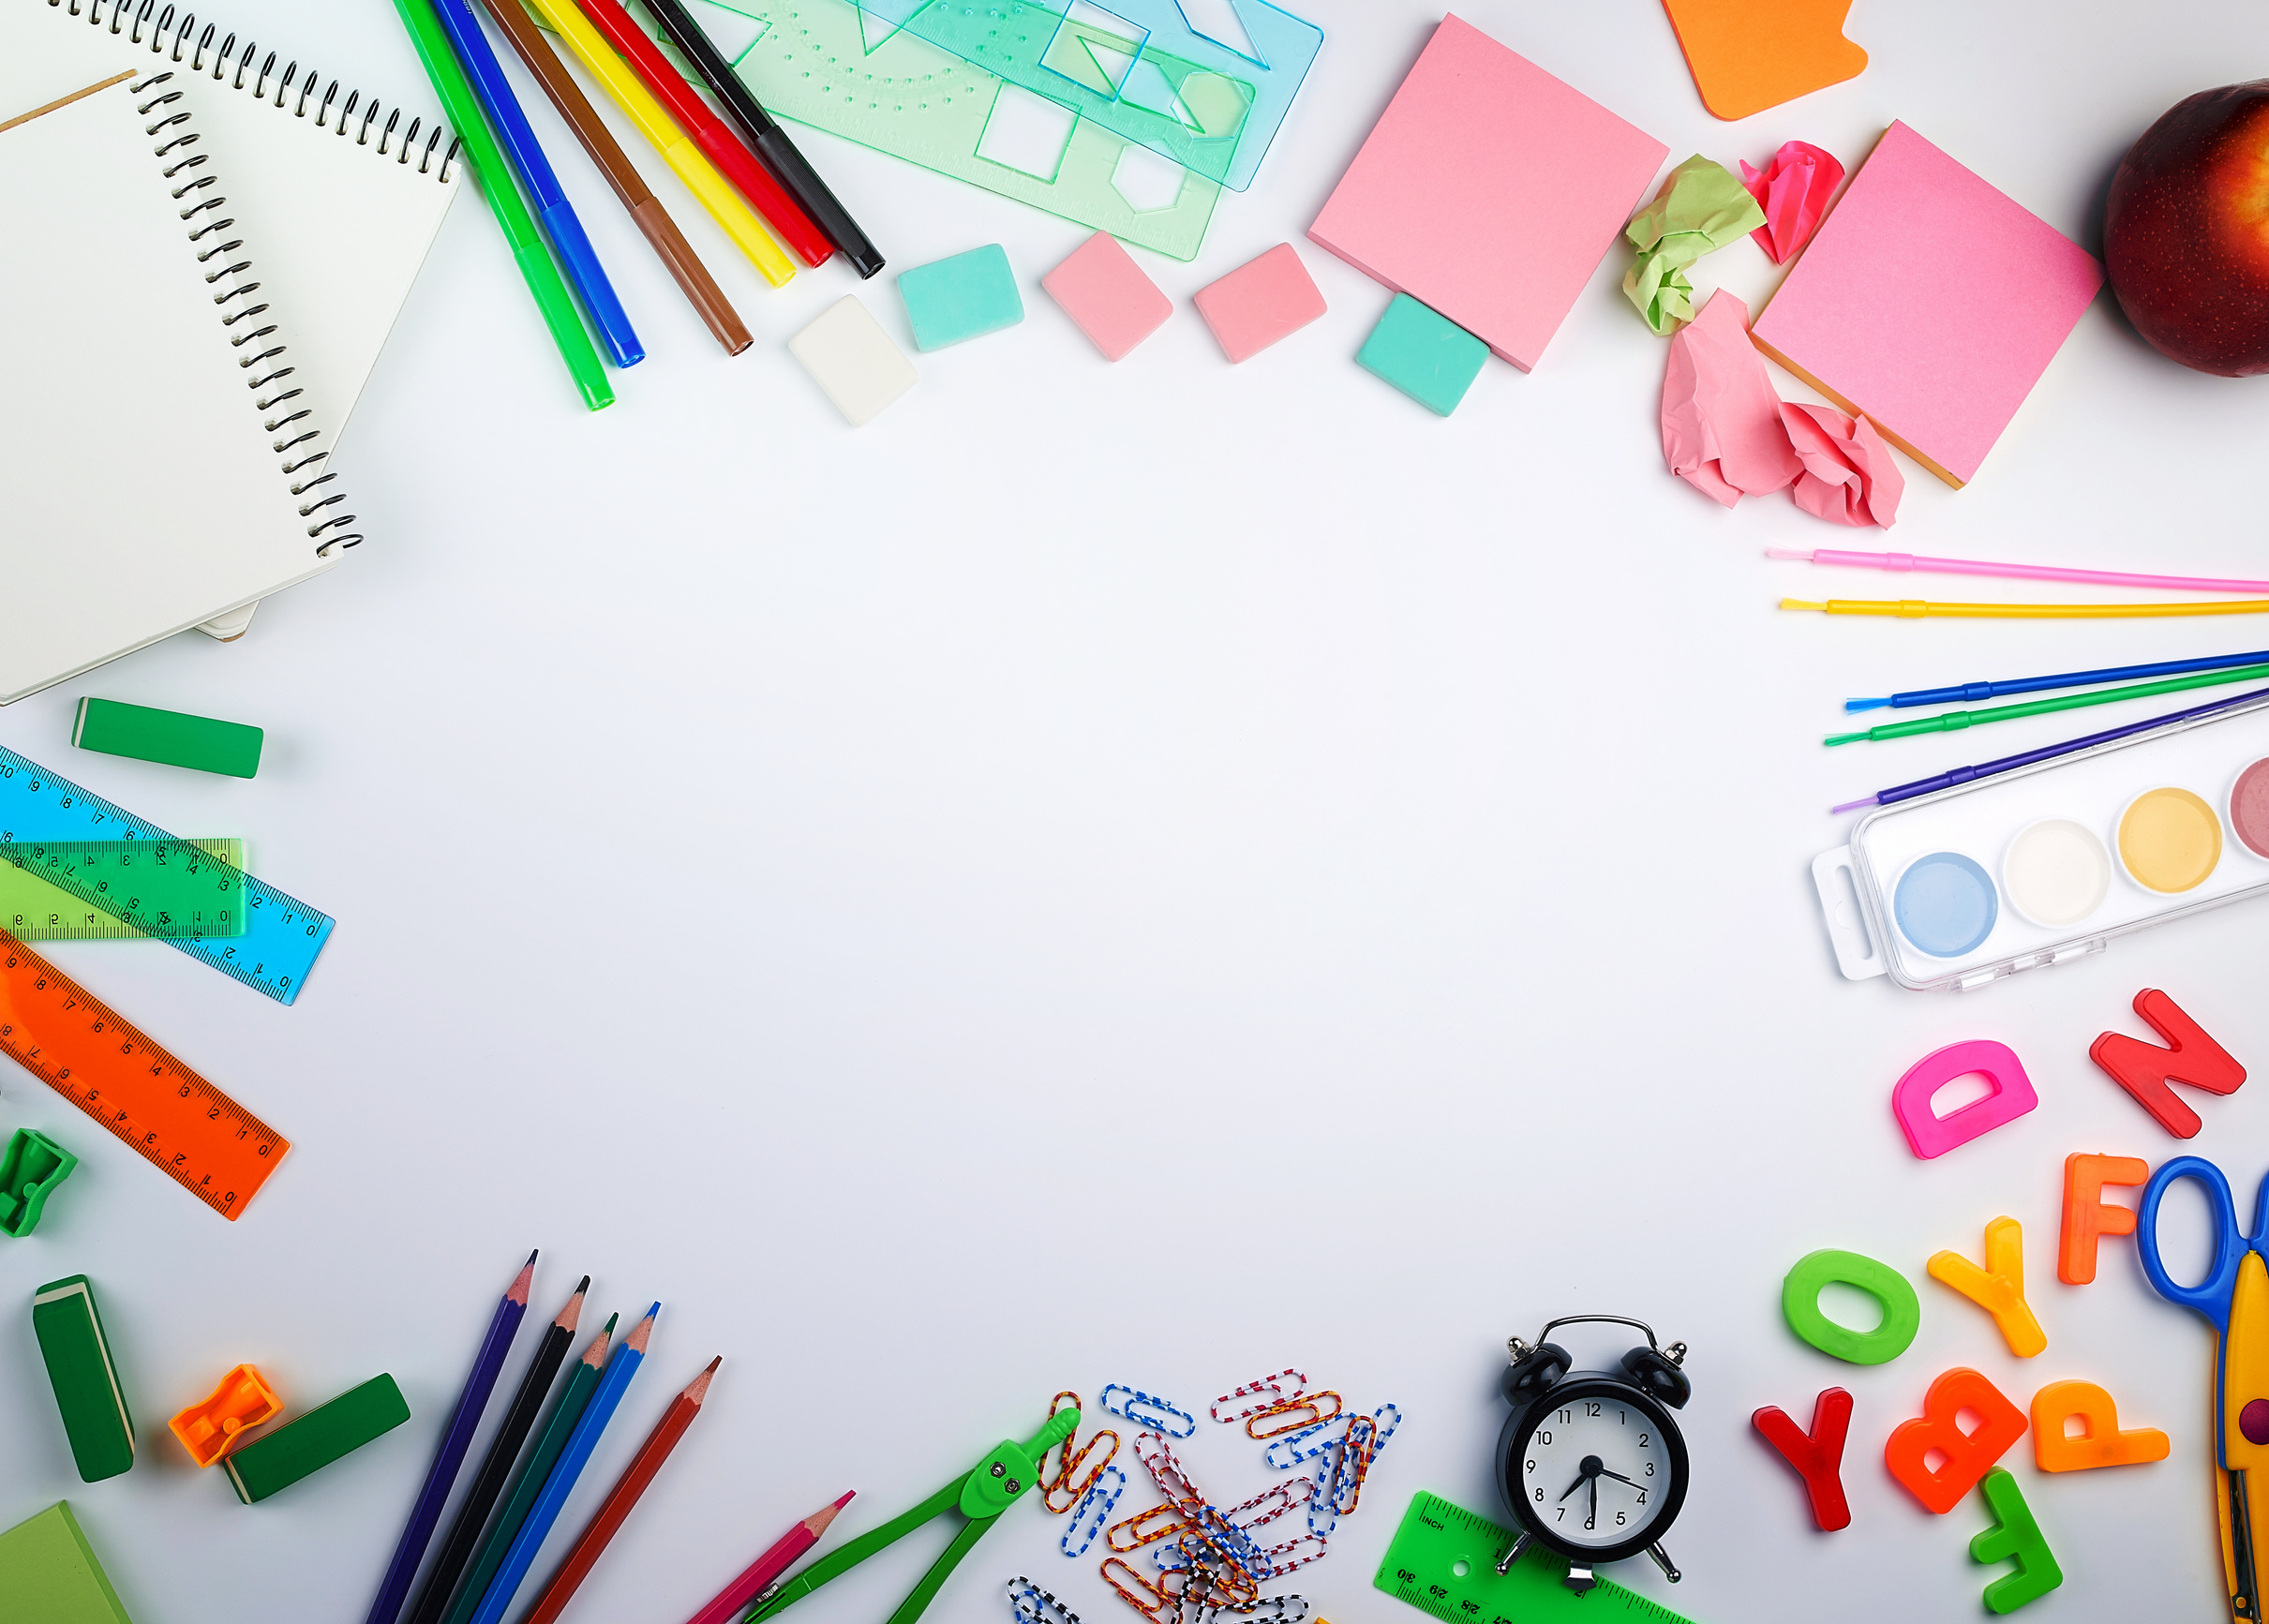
[1753,1387,1853,1531]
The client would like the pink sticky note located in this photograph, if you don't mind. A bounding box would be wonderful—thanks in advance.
[1307,15,1669,372]
[1750,123,2103,487]
[1661,290,1800,506]
[1042,232,1172,361]
[1891,1039,2038,1159]
[1193,244,1327,363]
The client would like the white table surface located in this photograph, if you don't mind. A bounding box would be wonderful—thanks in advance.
[5,2,2268,1620]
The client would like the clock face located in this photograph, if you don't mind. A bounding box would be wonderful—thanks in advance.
[1508,1380,1680,1554]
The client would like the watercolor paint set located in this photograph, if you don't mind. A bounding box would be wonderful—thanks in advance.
[1813,695,2269,990]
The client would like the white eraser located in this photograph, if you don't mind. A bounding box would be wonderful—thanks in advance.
[787,296,918,426]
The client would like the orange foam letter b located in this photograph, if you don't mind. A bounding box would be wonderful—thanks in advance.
[1884,1367,2027,1513]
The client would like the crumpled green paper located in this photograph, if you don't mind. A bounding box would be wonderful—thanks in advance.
[1623,155,1767,335]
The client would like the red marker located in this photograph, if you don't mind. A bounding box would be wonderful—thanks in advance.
[569,0,833,269]
[683,1492,855,1624]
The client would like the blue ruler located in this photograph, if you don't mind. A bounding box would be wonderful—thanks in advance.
[0,745,332,1005]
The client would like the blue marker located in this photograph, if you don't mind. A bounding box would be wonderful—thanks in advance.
[1845,648,2269,712]
[426,0,644,367]
[464,1303,656,1624]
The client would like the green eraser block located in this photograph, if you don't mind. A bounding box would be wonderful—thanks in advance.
[0,1503,136,1624]
[1356,292,1489,417]
[0,1127,79,1237]
[31,1276,135,1482]
[898,244,1025,350]
[72,698,263,779]
[223,1374,410,1504]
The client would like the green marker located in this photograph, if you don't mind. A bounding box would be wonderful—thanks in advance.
[1827,662,2269,745]
[438,1312,616,1624]
[386,0,612,410]
[73,698,263,779]
[224,1375,411,1504]
[31,1277,134,1482]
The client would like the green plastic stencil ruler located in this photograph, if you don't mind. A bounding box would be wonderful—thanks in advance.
[1375,1492,1700,1624]
[2,840,245,941]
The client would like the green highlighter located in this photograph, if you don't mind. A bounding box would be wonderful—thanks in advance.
[73,698,263,779]
[31,1276,134,1482]
[223,1375,411,1504]
[0,1503,137,1624]
[386,0,612,410]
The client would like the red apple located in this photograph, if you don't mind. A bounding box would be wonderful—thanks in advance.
[2103,81,2269,377]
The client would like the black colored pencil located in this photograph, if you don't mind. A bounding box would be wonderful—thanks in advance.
[403,1276,589,1624]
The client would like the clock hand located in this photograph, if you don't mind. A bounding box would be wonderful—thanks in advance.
[1558,1473,1589,1503]
[1599,1468,1645,1490]
[1588,1477,1598,1527]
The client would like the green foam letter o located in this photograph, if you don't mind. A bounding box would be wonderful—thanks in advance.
[1782,1248,1920,1364]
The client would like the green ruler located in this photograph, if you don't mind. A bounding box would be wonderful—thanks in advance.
[1374,1492,1699,1624]
[1,840,245,940]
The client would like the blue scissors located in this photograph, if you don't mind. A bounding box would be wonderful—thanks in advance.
[2140,1155,2269,1622]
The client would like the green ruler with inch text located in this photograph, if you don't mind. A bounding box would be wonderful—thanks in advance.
[1375,1492,1700,1624]
[1,840,246,940]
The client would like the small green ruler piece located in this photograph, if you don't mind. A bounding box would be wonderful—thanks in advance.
[1375,1491,1700,1624]
[0,840,245,940]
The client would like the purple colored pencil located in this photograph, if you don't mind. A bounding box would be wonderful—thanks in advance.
[363,1252,537,1624]
[1833,682,2269,815]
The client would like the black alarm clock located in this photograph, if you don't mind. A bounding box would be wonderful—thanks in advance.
[1492,1314,1692,1595]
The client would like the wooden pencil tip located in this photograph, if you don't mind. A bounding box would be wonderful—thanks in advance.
[624,1305,659,1354]
[834,1490,856,1509]
[602,1311,619,1331]
[507,1256,536,1304]
[805,1492,855,1536]
[555,1280,589,1331]
[683,1357,723,1403]
[527,1247,540,1265]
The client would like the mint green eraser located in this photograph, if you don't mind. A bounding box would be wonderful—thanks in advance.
[72,698,262,779]
[898,244,1024,350]
[1356,292,1489,417]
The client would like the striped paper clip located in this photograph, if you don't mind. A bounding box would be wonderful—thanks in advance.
[1209,1370,1307,1425]
[1246,1393,1342,1440]
[1041,1392,1123,1514]
[1261,1419,1339,1471]
[1108,1499,1191,1555]
[1064,1465,1127,1558]
[1010,1576,1085,1624]
[1101,1557,1182,1622]
[1369,1401,1404,1453]
[1225,1478,1310,1534]
[1256,1532,1329,1578]
[1132,1431,1206,1505]
[1102,1385,1198,1438]
[1306,1418,1369,1536]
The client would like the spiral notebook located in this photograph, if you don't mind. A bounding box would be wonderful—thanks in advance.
[0,0,458,702]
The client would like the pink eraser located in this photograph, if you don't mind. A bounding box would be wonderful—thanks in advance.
[1307,14,1668,372]
[1193,244,1327,363]
[1750,122,2104,487]
[1042,232,1173,361]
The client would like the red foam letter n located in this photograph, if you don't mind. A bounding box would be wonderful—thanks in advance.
[2089,989,2246,1139]
[1753,1388,1853,1531]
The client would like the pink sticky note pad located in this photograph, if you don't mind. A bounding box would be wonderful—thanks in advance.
[1042,232,1172,361]
[1891,1039,2038,1159]
[1306,15,1669,372]
[1194,244,1327,363]
[1751,122,2104,487]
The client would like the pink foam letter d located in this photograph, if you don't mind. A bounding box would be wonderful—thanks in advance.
[1892,1040,2037,1159]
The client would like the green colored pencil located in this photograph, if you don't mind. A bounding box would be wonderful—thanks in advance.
[1826,662,2269,746]
[386,0,612,410]
[439,1314,615,1624]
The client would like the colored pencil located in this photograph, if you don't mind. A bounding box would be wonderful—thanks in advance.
[1844,648,2269,712]
[465,1303,658,1624]
[386,0,612,410]
[520,0,796,288]
[639,0,883,277]
[363,1253,536,1624]
[518,1357,723,1624]
[475,0,751,355]
[1831,683,2269,814]
[1825,662,2269,746]
[405,1277,588,1624]
[1781,596,2269,620]
[567,0,833,269]
[682,1492,855,1624]
[426,0,643,368]
[1769,545,2269,596]
[441,1315,617,1624]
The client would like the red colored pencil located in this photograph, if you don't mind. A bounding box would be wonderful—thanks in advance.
[566,0,833,269]
[682,1491,856,1624]
[516,1358,723,1624]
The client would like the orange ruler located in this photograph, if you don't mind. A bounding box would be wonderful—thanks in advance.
[0,931,289,1219]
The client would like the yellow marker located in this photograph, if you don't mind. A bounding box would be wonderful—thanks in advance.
[518,0,796,287]
[1927,1216,2046,1359]
[1781,596,2269,620]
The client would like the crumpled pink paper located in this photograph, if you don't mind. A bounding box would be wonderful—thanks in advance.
[1739,141,1844,264]
[1661,290,1800,506]
[1781,402,1904,527]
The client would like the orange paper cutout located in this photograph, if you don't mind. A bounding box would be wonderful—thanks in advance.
[1658,0,1869,122]
[1884,1367,2027,1513]
[2030,1379,2170,1472]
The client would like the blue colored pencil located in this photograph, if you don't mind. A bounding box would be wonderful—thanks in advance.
[1845,648,2269,712]
[426,0,645,367]
[364,1253,537,1624]
[464,1302,658,1624]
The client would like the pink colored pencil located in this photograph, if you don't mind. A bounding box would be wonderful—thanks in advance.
[1768,546,2269,596]
[683,1491,855,1624]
